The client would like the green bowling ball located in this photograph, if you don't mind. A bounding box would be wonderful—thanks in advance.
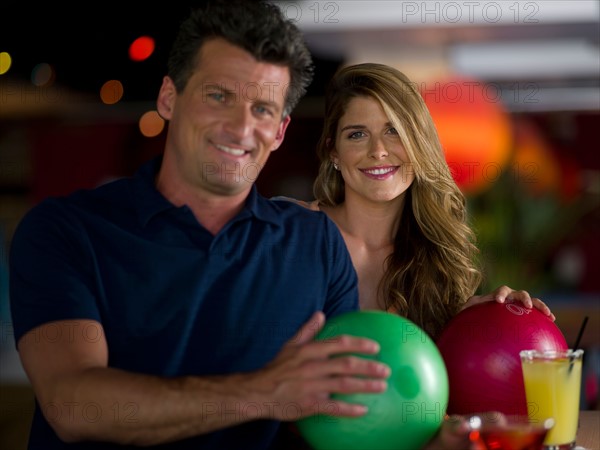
[296,310,448,450]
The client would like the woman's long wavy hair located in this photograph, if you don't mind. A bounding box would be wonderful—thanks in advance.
[314,63,482,339]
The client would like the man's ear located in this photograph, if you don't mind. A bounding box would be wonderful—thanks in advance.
[157,76,176,120]
[270,115,292,152]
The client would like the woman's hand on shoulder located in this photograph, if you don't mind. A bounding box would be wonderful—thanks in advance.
[462,285,555,321]
[273,196,320,211]
[299,199,320,211]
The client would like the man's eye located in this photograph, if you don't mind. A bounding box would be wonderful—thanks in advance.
[254,105,273,116]
[208,92,225,102]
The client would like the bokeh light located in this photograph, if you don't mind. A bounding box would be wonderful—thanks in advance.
[423,78,513,196]
[129,36,155,62]
[512,118,560,196]
[31,63,55,87]
[139,110,165,137]
[100,80,124,105]
[0,52,12,75]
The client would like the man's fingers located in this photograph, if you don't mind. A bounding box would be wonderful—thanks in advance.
[287,311,326,346]
[297,399,369,418]
[288,333,382,363]
[298,355,390,380]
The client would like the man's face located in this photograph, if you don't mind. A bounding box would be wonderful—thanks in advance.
[158,38,291,197]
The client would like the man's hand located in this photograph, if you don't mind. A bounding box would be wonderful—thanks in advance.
[246,311,391,420]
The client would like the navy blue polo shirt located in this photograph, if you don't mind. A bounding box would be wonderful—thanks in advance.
[9,157,358,449]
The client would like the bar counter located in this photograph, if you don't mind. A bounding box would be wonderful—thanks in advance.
[577,410,600,450]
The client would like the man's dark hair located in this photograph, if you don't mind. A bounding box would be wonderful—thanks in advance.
[167,0,314,116]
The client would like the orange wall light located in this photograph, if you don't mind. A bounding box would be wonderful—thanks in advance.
[512,118,560,197]
[423,79,513,196]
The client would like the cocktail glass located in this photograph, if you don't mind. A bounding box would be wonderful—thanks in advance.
[520,349,584,449]
[469,414,555,450]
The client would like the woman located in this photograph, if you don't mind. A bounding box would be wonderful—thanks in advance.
[280,62,553,450]
[286,62,553,340]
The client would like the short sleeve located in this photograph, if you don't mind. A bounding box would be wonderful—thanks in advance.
[9,199,101,344]
[321,215,359,318]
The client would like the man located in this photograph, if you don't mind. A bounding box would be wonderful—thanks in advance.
[9,1,389,448]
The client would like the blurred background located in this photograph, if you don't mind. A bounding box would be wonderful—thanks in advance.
[1,1,599,447]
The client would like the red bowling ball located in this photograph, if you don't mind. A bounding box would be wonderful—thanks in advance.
[436,301,568,416]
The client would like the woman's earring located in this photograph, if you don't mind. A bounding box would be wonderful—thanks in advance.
[333,162,339,170]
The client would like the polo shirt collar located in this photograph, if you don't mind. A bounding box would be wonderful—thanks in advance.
[244,185,281,226]
[132,156,174,227]
[132,156,281,228]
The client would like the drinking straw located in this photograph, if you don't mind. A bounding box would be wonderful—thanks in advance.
[569,315,588,373]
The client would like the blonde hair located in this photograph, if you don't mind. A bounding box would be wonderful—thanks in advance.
[314,63,482,339]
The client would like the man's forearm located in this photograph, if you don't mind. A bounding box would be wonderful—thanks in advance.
[44,367,269,446]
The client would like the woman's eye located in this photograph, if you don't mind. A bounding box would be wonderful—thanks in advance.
[387,127,398,135]
[348,131,366,139]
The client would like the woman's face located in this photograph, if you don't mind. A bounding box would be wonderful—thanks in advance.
[332,96,415,205]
